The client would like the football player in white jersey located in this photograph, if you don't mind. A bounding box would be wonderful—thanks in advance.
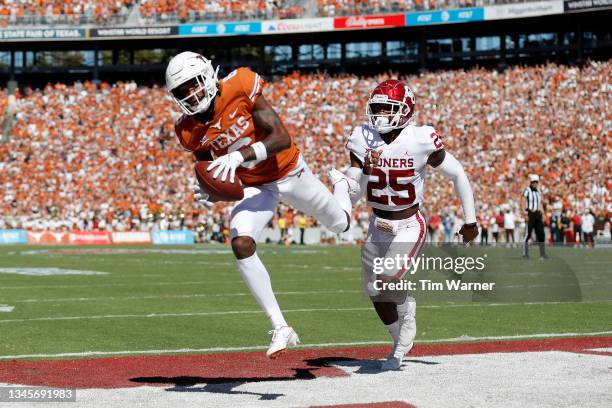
[329,79,479,370]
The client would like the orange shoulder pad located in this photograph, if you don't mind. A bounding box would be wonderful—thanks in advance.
[221,67,264,108]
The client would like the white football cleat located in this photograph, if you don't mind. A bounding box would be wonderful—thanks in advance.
[266,326,300,359]
[328,168,361,205]
[382,298,417,370]
[381,356,402,371]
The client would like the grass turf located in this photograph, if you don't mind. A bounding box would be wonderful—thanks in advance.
[0,244,610,359]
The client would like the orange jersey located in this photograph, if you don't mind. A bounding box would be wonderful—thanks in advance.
[175,67,300,186]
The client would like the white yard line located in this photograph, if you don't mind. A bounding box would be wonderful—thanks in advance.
[1,300,610,323]
[0,307,373,323]
[0,304,14,312]
[9,289,612,306]
[11,290,363,303]
[0,277,361,290]
[1,330,611,360]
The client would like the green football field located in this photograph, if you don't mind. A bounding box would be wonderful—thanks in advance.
[0,244,611,359]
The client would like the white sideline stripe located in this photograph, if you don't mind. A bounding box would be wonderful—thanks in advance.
[1,330,612,360]
[2,301,611,323]
[0,277,361,290]
[588,347,612,353]
[3,279,608,291]
[12,290,362,303]
[0,307,373,323]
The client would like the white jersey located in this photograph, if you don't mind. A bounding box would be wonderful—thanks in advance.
[347,124,444,211]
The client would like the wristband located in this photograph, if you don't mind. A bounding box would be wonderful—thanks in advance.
[251,141,268,161]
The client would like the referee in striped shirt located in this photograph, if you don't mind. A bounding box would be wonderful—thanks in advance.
[521,174,548,259]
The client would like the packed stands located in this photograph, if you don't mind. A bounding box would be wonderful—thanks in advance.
[138,0,305,24]
[0,62,610,238]
[0,0,133,26]
[0,0,306,26]
[0,0,558,26]
[317,0,483,17]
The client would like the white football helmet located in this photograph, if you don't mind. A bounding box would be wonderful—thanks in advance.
[366,79,415,134]
[165,51,219,115]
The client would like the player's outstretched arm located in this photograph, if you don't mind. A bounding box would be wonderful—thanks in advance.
[238,94,292,162]
[428,149,478,243]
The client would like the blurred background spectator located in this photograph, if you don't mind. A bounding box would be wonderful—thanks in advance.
[0,61,610,244]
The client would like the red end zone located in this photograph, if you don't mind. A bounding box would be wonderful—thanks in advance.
[0,336,611,389]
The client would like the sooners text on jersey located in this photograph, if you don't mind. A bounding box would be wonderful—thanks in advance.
[347,124,444,212]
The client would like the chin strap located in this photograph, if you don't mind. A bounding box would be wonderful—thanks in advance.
[435,152,477,224]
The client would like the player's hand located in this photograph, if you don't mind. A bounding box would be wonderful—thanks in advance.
[458,223,479,243]
[207,151,245,183]
[192,183,215,207]
[363,149,381,175]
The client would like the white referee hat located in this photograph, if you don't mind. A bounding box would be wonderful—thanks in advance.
[529,174,540,182]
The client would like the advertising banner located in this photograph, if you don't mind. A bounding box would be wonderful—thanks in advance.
[0,230,28,244]
[405,8,484,26]
[26,231,69,245]
[333,14,405,30]
[151,230,195,245]
[564,0,612,11]
[179,22,261,36]
[67,231,112,245]
[484,0,564,20]
[91,26,177,38]
[111,231,152,244]
[262,17,334,34]
[0,28,86,41]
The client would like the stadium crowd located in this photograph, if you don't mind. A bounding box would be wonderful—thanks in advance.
[137,0,305,24]
[317,0,497,17]
[0,0,555,26]
[0,61,610,243]
[0,0,133,26]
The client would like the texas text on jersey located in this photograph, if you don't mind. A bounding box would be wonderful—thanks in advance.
[346,123,444,212]
[174,67,300,186]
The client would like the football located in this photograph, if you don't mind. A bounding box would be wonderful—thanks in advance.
[194,161,245,202]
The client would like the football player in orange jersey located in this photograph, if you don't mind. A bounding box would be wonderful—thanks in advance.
[166,52,359,358]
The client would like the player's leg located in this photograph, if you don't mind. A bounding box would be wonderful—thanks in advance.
[328,167,362,219]
[361,217,401,350]
[230,186,299,358]
[278,159,350,233]
[380,211,426,370]
[523,218,534,258]
[534,217,547,258]
[363,211,426,370]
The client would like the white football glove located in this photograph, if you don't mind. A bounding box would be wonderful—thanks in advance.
[192,183,215,207]
[206,151,245,183]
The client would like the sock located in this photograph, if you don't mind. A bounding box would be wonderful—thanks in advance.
[236,253,287,329]
[397,297,416,320]
[386,320,400,344]
[333,180,352,217]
